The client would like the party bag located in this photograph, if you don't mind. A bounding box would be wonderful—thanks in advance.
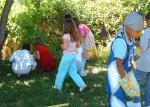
[119,71,140,97]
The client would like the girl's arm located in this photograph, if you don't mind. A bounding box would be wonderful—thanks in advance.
[116,58,126,79]
[62,39,68,50]
[35,50,40,60]
[76,41,81,48]
[76,33,83,48]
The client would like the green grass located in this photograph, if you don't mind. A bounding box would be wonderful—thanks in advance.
[0,59,108,107]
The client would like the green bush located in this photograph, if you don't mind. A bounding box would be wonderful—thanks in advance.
[1,0,150,61]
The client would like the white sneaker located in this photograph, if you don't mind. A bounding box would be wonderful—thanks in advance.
[79,84,87,92]
[54,86,61,91]
[80,72,87,77]
[127,101,141,107]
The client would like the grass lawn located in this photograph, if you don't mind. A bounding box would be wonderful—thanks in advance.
[0,58,108,107]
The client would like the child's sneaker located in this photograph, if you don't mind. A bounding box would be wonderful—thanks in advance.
[80,72,87,77]
[54,86,61,91]
[79,84,87,92]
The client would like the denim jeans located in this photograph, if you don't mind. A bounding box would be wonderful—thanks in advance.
[132,69,150,106]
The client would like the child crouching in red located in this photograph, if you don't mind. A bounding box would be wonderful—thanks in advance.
[34,37,56,72]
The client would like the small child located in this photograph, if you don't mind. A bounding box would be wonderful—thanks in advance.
[105,12,144,107]
[63,15,88,76]
[9,43,37,76]
[55,19,87,92]
[34,37,56,72]
[74,18,95,77]
[127,12,150,107]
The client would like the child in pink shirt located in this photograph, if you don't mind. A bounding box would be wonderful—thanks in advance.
[74,18,95,77]
[78,24,91,38]
[62,34,77,54]
[55,19,87,92]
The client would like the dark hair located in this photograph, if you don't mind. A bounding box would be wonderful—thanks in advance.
[22,43,30,50]
[64,13,72,20]
[63,19,80,42]
[34,37,44,46]
[145,12,150,20]
[73,17,80,27]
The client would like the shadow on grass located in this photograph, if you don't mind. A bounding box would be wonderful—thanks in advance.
[0,61,108,107]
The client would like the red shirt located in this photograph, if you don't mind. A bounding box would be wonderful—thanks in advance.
[35,45,56,71]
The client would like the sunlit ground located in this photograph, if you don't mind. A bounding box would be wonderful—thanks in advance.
[0,57,108,107]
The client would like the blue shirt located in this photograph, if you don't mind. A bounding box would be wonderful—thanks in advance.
[108,28,134,72]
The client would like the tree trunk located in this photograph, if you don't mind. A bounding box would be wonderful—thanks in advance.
[0,0,14,72]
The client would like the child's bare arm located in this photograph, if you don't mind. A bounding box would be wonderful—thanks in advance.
[62,39,68,50]
[35,50,40,60]
[116,58,126,79]
[76,41,81,48]
[76,35,83,48]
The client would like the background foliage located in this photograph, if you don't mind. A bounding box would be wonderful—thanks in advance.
[0,0,150,106]
[0,0,150,61]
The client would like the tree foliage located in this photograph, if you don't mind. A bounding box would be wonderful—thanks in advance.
[1,0,150,60]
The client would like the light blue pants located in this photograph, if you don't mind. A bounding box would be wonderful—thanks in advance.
[76,44,87,75]
[132,69,150,106]
[76,55,86,73]
[55,54,86,90]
